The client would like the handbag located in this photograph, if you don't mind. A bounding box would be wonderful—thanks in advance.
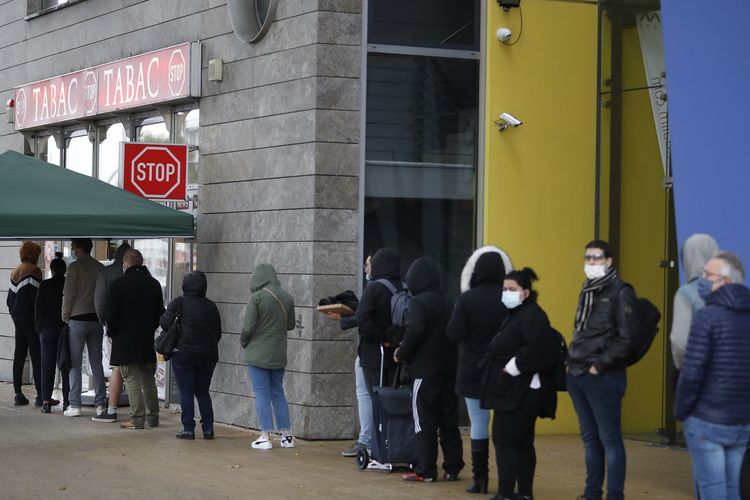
[154,297,182,361]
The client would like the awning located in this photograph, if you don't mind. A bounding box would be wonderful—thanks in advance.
[0,150,194,239]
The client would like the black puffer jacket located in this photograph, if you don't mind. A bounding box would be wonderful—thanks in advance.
[480,301,558,418]
[397,258,456,379]
[354,248,401,369]
[35,274,65,335]
[447,251,507,398]
[160,271,222,364]
[106,266,165,366]
[567,275,637,376]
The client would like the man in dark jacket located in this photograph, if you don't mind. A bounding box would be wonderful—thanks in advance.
[395,257,463,483]
[675,251,750,499]
[106,249,165,430]
[7,241,43,406]
[92,242,131,423]
[354,248,401,394]
[567,240,637,500]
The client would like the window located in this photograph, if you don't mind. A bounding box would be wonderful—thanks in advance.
[98,123,129,186]
[27,0,80,17]
[368,0,480,51]
[364,54,479,296]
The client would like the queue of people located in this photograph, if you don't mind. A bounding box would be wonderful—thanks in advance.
[8,235,750,499]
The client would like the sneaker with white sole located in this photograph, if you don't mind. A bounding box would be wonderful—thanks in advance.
[63,407,82,417]
[280,435,295,448]
[92,412,117,423]
[251,436,272,450]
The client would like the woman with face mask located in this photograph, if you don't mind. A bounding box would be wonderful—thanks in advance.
[481,267,558,500]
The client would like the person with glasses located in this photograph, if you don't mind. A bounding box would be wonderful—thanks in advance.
[567,240,637,500]
[675,251,750,500]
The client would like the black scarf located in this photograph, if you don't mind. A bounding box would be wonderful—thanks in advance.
[574,268,618,332]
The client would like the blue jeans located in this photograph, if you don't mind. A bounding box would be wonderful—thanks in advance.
[567,372,627,500]
[171,352,216,434]
[465,397,490,440]
[247,365,291,433]
[355,356,373,447]
[684,415,750,500]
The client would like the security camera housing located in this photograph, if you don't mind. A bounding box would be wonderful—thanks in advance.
[500,112,522,127]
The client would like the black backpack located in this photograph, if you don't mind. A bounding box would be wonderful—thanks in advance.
[625,293,662,366]
[375,278,411,344]
[549,326,568,391]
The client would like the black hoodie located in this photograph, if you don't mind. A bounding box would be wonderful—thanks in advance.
[160,271,222,363]
[397,258,456,379]
[355,248,402,369]
[447,251,508,398]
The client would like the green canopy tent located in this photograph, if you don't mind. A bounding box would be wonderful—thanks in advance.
[0,150,194,239]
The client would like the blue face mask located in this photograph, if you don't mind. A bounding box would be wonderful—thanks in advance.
[697,277,713,300]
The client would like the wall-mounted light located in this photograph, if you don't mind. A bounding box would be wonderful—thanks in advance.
[498,0,521,10]
[208,59,224,82]
[6,98,14,124]
[494,112,523,132]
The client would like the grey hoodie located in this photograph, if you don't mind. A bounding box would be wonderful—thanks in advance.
[669,234,718,368]
[94,243,131,324]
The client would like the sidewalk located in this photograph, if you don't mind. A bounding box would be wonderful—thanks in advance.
[0,382,693,499]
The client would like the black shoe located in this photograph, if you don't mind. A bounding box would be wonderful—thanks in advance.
[443,472,460,481]
[41,402,51,414]
[517,495,534,500]
[176,430,195,440]
[34,398,43,407]
[466,479,489,494]
[341,441,366,457]
[49,398,60,406]
[203,431,215,440]
[491,495,515,500]
[14,393,29,406]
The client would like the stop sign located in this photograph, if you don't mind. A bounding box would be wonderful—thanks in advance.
[121,143,188,201]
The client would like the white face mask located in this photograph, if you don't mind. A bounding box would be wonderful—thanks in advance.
[365,273,372,282]
[501,290,523,309]
[584,264,607,280]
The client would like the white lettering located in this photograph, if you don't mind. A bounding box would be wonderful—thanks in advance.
[136,162,147,182]
[166,163,176,180]
[102,69,114,107]
[147,57,159,98]
[169,63,184,84]
[32,88,41,121]
[125,64,135,103]
[57,82,67,117]
[41,87,49,121]
[135,62,146,101]
[68,79,79,115]
[49,84,57,118]
[113,68,124,105]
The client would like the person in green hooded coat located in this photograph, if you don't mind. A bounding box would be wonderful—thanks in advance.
[240,263,296,450]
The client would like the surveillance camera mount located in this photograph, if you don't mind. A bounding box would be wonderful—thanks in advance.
[494,113,523,131]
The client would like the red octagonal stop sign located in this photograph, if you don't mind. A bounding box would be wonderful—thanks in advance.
[120,142,188,201]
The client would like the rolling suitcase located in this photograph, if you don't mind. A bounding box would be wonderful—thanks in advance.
[357,346,416,472]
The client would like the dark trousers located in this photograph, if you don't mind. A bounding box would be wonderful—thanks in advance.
[39,327,69,402]
[567,372,627,500]
[171,352,217,434]
[411,375,465,479]
[13,321,41,398]
[493,388,542,497]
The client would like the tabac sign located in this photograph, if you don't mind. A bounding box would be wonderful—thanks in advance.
[14,43,200,131]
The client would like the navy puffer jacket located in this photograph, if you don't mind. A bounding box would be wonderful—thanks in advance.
[674,284,750,425]
[160,271,222,364]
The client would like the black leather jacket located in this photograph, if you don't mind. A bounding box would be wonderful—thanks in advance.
[567,276,637,376]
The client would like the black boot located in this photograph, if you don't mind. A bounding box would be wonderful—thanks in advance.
[465,438,489,494]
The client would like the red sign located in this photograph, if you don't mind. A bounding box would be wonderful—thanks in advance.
[14,43,198,130]
[120,143,188,201]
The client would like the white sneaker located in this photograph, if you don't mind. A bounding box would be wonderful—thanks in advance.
[63,407,81,417]
[280,435,295,448]
[251,436,272,450]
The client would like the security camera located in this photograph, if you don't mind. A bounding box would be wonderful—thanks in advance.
[500,112,522,127]
[496,28,512,43]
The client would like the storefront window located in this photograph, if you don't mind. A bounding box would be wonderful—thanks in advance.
[98,123,128,186]
[137,117,169,144]
[364,54,478,297]
[65,130,93,176]
[44,135,60,165]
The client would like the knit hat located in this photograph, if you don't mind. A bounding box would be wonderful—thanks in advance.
[19,241,42,262]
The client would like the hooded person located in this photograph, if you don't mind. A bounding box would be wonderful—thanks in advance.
[160,271,222,439]
[240,263,296,450]
[354,248,402,394]
[7,241,43,406]
[669,233,719,370]
[447,245,512,494]
[92,242,132,423]
[395,257,464,483]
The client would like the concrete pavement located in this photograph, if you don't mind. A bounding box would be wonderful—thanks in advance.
[0,382,694,499]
